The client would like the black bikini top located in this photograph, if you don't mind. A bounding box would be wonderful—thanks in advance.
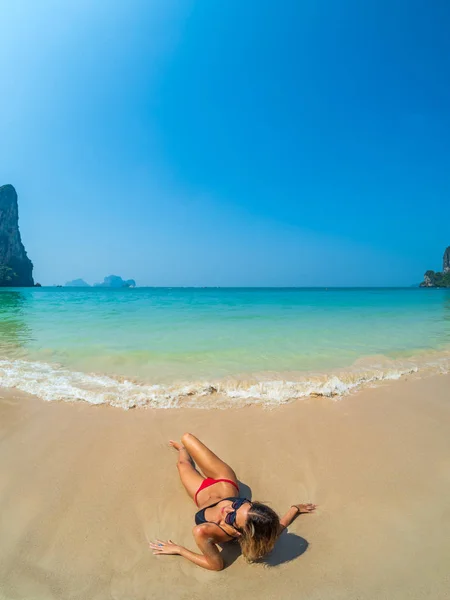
[194,496,243,540]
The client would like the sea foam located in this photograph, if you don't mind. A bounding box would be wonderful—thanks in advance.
[1,353,448,410]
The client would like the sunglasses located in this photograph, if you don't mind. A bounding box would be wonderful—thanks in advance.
[224,498,251,530]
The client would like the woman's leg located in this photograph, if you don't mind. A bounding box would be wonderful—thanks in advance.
[170,441,204,501]
[180,433,237,483]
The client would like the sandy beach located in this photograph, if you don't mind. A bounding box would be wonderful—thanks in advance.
[2,0,449,597]
[0,373,449,600]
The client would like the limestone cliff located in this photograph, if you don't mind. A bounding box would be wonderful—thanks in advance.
[443,246,450,274]
[420,246,450,288]
[0,184,34,286]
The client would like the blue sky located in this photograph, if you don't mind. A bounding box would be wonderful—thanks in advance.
[1,0,449,286]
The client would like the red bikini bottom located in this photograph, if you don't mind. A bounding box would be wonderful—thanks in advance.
[194,477,239,506]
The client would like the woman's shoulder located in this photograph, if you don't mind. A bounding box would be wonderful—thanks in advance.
[193,522,224,540]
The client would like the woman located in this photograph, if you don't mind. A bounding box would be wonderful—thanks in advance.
[149,433,316,571]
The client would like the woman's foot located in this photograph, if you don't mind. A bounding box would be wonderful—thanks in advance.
[170,440,195,467]
[169,440,184,451]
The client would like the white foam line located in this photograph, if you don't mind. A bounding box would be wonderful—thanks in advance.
[0,356,446,410]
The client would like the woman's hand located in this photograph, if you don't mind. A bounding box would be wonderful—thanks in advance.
[293,503,317,514]
[149,539,182,555]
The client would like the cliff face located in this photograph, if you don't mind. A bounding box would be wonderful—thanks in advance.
[420,246,450,288]
[444,247,450,274]
[0,184,34,286]
[421,271,434,287]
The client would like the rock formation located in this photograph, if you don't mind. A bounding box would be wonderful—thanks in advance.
[444,247,450,274]
[0,185,34,286]
[94,275,136,288]
[420,271,435,288]
[420,246,450,287]
[65,279,91,287]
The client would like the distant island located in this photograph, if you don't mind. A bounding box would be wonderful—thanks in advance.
[0,184,34,287]
[420,247,450,288]
[65,279,90,287]
[94,275,136,288]
[65,275,136,288]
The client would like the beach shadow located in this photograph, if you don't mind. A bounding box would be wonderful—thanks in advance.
[221,531,309,569]
[238,480,252,500]
[219,539,242,567]
[260,530,309,567]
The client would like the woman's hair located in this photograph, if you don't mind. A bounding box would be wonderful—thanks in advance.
[239,501,280,562]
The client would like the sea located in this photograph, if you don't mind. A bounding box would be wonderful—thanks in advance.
[0,287,449,409]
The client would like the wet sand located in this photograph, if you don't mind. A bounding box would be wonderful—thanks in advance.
[0,374,449,599]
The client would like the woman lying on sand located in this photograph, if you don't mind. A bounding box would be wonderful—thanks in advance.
[149,433,316,570]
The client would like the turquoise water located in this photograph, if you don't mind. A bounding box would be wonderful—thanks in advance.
[1,287,449,408]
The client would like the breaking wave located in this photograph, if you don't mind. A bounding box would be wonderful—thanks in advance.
[1,352,449,409]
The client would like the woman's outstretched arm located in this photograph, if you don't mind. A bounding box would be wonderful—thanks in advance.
[278,503,316,535]
[149,525,224,571]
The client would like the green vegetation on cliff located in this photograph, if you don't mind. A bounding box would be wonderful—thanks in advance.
[0,265,19,286]
[420,247,450,288]
[422,270,450,288]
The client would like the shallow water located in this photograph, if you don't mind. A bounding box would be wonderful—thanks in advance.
[0,287,449,407]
